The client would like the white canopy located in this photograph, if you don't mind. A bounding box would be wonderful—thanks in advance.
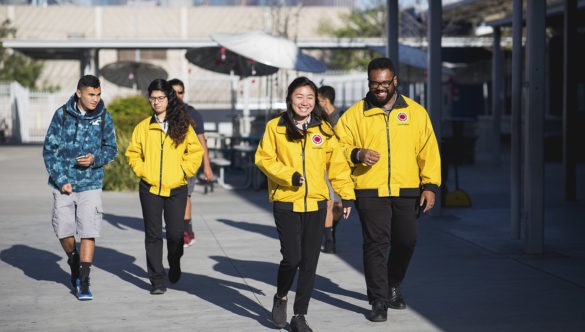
[211,31,327,73]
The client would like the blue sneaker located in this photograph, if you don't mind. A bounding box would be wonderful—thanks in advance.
[76,278,93,301]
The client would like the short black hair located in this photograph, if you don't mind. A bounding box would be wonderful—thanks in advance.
[318,85,335,104]
[367,57,396,75]
[168,78,184,88]
[77,75,100,90]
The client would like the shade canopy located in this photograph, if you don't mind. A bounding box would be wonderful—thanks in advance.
[211,31,327,73]
[185,47,278,77]
[100,61,168,91]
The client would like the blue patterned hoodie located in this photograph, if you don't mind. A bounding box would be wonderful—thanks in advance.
[43,94,118,192]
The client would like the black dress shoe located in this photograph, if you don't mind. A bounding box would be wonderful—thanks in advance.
[368,300,387,322]
[322,239,336,253]
[168,262,182,284]
[388,287,406,309]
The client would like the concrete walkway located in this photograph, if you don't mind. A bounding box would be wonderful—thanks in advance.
[1,145,584,331]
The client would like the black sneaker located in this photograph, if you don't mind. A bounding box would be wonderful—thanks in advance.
[388,286,407,309]
[322,239,336,254]
[368,300,387,322]
[67,252,80,289]
[150,286,167,295]
[290,315,313,332]
[271,294,287,328]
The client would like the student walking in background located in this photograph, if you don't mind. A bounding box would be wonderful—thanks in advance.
[255,77,355,332]
[169,78,214,247]
[317,85,344,254]
[335,57,441,322]
[42,75,117,300]
[125,79,203,295]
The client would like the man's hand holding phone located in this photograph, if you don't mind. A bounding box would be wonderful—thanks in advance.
[75,153,94,167]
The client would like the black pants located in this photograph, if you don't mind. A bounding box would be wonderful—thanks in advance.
[273,206,326,316]
[139,181,187,287]
[355,197,419,304]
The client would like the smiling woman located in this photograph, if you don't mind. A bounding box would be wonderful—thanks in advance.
[254,76,355,331]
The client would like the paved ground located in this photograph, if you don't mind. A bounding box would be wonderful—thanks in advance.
[1,145,584,332]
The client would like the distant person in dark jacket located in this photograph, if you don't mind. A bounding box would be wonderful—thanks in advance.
[317,85,343,254]
[168,78,214,247]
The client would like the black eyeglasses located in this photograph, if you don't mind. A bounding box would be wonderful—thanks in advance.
[368,76,395,89]
[148,96,167,103]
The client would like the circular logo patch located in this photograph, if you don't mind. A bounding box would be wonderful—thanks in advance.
[397,112,408,122]
[311,134,324,145]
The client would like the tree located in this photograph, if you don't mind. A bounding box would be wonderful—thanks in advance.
[317,3,387,70]
[0,19,44,89]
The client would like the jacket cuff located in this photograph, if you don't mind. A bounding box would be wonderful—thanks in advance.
[350,148,361,164]
[422,184,439,194]
[292,172,302,186]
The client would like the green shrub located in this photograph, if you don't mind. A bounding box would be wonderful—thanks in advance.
[103,94,151,191]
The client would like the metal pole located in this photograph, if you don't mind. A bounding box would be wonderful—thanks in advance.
[386,0,399,66]
[563,0,577,201]
[510,0,523,239]
[428,0,442,216]
[491,27,503,167]
[523,0,545,254]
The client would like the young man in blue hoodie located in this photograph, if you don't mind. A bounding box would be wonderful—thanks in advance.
[43,75,117,300]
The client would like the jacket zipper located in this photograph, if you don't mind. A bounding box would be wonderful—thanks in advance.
[384,114,391,195]
[158,131,166,196]
[301,133,308,212]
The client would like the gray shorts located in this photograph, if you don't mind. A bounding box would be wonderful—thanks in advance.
[51,188,103,239]
[326,178,341,202]
[187,175,197,196]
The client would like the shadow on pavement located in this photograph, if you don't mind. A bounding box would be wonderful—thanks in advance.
[1,245,70,289]
[94,246,151,292]
[168,271,274,328]
[216,218,278,240]
[103,213,144,232]
[209,255,368,315]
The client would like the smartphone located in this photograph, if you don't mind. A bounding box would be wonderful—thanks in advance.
[76,155,85,160]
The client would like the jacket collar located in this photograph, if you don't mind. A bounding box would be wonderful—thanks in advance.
[276,113,322,128]
[362,92,408,114]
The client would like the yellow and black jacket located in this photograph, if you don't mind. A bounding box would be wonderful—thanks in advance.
[125,115,203,197]
[335,93,441,198]
[255,115,355,212]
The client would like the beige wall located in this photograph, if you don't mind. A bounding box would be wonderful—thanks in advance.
[1,6,348,40]
[1,5,350,100]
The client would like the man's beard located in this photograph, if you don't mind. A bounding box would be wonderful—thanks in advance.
[368,89,395,108]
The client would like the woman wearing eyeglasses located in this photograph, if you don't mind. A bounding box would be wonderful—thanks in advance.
[125,78,203,295]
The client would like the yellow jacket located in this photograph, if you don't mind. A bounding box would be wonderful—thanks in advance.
[336,94,441,197]
[125,116,203,197]
[255,115,355,212]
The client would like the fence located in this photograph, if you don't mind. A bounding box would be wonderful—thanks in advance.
[0,73,370,144]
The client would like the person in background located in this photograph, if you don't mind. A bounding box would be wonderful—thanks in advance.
[42,74,118,300]
[168,78,214,248]
[125,79,203,295]
[255,77,355,332]
[317,85,344,254]
[335,57,441,322]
